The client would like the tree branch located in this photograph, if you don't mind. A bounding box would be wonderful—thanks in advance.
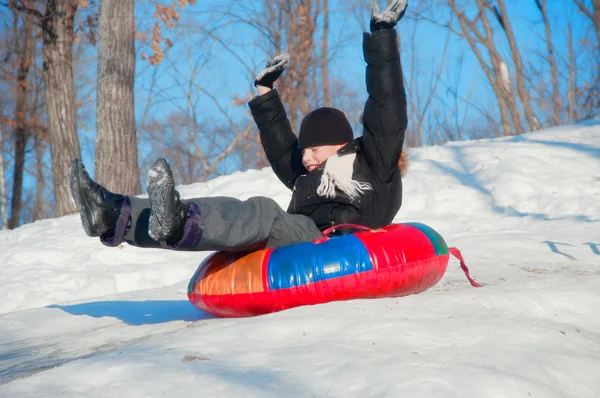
[573,0,594,21]
[412,12,466,39]
[3,0,44,20]
[491,4,506,32]
[201,126,252,181]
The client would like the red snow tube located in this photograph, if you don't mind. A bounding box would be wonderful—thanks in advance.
[187,222,478,318]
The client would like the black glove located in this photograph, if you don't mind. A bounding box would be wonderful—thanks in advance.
[370,0,408,32]
[254,53,290,88]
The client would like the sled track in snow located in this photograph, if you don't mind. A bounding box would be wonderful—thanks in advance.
[0,334,150,385]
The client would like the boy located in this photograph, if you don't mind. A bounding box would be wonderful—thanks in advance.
[70,0,408,251]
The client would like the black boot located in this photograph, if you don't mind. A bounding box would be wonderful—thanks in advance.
[147,158,187,244]
[70,159,126,237]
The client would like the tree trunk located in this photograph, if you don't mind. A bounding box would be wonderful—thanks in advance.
[474,0,522,135]
[95,0,140,195]
[34,136,47,221]
[0,127,7,229]
[321,0,330,107]
[566,8,578,122]
[9,122,26,229]
[573,0,600,56]
[448,0,517,135]
[8,12,34,229]
[499,61,525,135]
[494,68,514,136]
[42,0,81,217]
[279,0,317,130]
[595,0,600,52]
[536,0,561,126]
[495,0,540,131]
[285,3,299,130]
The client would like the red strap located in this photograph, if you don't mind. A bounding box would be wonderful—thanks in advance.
[321,223,373,237]
[449,247,482,288]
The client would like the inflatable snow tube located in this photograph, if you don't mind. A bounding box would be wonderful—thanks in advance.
[187,222,453,318]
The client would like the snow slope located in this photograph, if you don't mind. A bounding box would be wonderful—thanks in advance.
[1,120,599,397]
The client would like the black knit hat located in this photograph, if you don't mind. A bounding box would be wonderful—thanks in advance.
[298,107,354,149]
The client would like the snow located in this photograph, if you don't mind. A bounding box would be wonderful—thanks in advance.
[1,120,600,397]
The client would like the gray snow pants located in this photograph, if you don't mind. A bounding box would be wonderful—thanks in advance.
[101,196,323,251]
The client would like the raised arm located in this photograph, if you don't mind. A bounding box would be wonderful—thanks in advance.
[361,0,408,181]
[248,54,305,189]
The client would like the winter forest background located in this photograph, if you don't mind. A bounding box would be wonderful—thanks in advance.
[0,0,598,230]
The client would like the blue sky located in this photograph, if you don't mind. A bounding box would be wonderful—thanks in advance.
[1,0,597,226]
[125,0,593,144]
[48,0,600,189]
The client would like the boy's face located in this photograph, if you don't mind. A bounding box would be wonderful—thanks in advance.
[301,143,346,172]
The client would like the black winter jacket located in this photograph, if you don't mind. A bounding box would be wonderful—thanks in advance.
[248,28,407,231]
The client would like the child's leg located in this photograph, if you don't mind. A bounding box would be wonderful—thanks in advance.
[70,159,158,248]
[97,158,323,251]
[104,195,322,251]
[145,158,324,252]
[184,196,323,251]
[117,196,162,248]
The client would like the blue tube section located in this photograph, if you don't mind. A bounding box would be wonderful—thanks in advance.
[267,234,372,290]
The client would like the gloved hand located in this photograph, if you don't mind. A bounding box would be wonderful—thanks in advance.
[254,53,290,88]
[370,0,408,32]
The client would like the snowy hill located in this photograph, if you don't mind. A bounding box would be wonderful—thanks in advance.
[1,120,599,397]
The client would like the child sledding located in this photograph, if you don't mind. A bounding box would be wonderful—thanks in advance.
[70,0,409,253]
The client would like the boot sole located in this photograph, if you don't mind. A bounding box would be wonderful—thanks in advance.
[147,158,175,241]
[69,160,96,237]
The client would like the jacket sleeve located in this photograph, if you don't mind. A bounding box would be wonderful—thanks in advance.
[361,28,408,181]
[248,89,305,190]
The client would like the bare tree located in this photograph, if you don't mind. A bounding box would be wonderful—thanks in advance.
[565,1,579,122]
[130,0,600,186]
[140,0,196,65]
[321,0,330,106]
[8,9,34,229]
[21,24,50,222]
[0,126,7,229]
[526,0,596,124]
[43,0,82,216]
[134,24,257,182]
[573,0,600,115]
[232,0,331,122]
[446,0,523,135]
[7,0,83,218]
[573,0,600,53]
[30,67,49,221]
[431,48,489,145]
[278,0,318,128]
[403,1,451,146]
[186,0,340,168]
[145,114,252,185]
[140,38,254,182]
[34,135,49,220]
[492,0,540,131]
[94,0,140,195]
[535,0,561,126]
